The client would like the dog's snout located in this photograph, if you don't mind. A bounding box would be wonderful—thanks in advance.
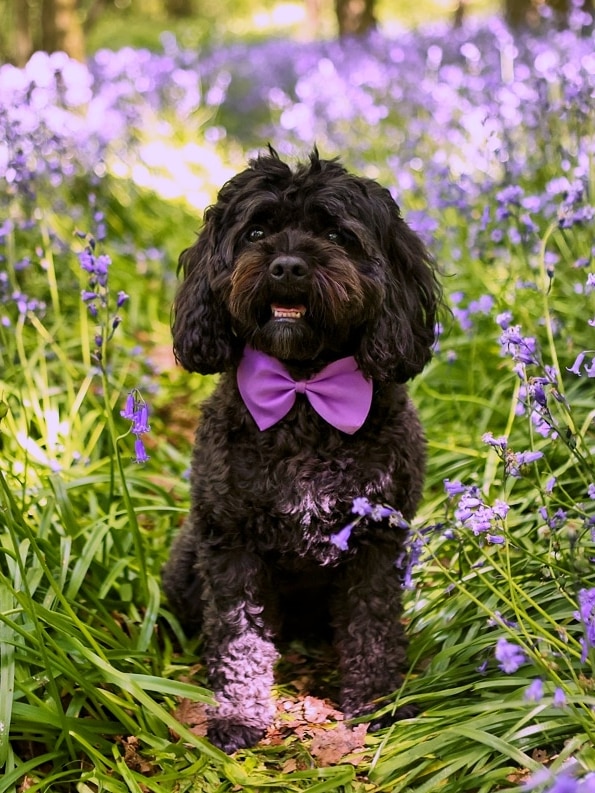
[269,255,309,282]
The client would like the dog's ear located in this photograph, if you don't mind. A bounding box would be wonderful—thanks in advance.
[357,191,441,384]
[172,209,236,374]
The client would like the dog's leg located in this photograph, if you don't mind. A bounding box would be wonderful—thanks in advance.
[162,521,204,634]
[332,543,416,727]
[200,548,279,753]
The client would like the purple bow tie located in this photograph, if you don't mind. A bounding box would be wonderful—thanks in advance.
[237,346,373,434]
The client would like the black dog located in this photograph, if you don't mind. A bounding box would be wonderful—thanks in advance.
[162,148,441,753]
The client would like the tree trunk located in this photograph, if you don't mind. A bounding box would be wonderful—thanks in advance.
[335,0,376,37]
[14,0,34,66]
[303,0,322,39]
[505,0,594,29]
[41,0,85,60]
[504,0,538,28]
[164,0,194,17]
[453,0,466,28]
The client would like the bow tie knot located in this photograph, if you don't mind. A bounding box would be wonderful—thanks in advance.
[237,346,373,435]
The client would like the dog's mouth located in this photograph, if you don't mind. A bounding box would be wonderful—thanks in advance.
[271,303,307,321]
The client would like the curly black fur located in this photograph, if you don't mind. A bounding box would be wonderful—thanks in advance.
[163,148,441,753]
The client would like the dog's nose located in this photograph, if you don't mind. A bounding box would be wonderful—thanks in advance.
[268,255,309,282]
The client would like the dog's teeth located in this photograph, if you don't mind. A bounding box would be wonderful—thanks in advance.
[272,306,305,319]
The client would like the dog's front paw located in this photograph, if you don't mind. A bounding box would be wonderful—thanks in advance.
[366,702,419,732]
[344,700,418,732]
[207,720,265,754]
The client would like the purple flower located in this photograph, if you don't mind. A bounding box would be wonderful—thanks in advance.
[499,325,539,366]
[132,403,151,435]
[545,476,557,494]
[121,391,151,464]
[486,533,505,544]
[496,311,513,329]
[505,449,543,478]
[133,437,150,464]
[552,687,567,707]
[79,249,95,273]
[370,504,395,521]
[444,478,466,497]
[351,497,372,516]
[495,637,526,673]
[516,450,544,466]
[575,587,595,662]
[395,534,424,589]
[529,380,548,408]
[120,392,136,420]
[524,678,544,702]
[330,522,355,551]
[482,432,508,449]
[567,351,587,375]
[388,510,409,530]
[523,771,577,793]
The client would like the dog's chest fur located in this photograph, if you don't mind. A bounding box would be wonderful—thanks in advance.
[189,372,424,564]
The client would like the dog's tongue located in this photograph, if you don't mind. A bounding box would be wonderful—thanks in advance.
[271,304,306,319]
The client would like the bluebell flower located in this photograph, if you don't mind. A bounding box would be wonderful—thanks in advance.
[398,535,424,589]
[567,351,587,375]
[552,687,567,707]
[496,311,513,329]
[370,504,394,521]
[351,497,372,516]
[545,476,557,493]
[495,637,526,673]
[482,432,508,450]
[486,533,505,544]
[444,478,466,497]
[330,522,355,551]
[81,290,99,302]
[500,325,539,366]
[524,678,544,702]
[505,449,543,478]
[121,392,136,420]
[574,587,595,662]
[132,403,151,434]
[121,390,151,465]
[133,437,150,464]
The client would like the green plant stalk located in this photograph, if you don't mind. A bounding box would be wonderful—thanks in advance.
[99,364,150,605]
[537,222,582,441]
[39,219,61,320]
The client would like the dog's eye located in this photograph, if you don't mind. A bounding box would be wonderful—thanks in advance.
[246,226,267,243]
[326,229,346,246]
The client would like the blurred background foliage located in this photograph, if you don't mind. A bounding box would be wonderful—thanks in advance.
[1,0,594,66]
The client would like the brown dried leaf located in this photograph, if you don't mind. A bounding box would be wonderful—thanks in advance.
[532,748,551,764]
[303,695,342,724]
[173,698,209,736]
[121,736,155,775]
[310,722,369,766]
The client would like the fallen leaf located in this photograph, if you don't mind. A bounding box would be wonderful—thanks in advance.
[310,722,369,766]
[173,698,209,736]
[120,736,155,775]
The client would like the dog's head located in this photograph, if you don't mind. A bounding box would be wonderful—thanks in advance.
[173,148,441,383]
